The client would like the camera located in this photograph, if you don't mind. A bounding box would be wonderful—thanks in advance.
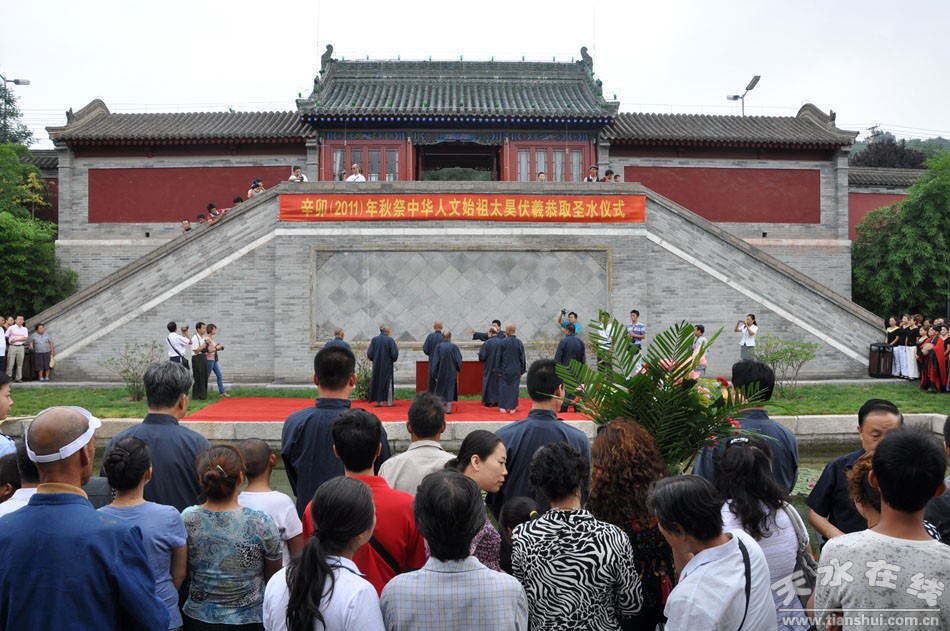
[561,308,567,315]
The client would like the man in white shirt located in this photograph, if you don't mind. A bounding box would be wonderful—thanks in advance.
[649,475,778,631]
[0,441,39,518]
[288,166,308,182]
[815,429,950,631]
[165,322,191,365]
[190,322,210,400]
[378,392,454,496]
[4,316,29,383]
[345,163,366,182]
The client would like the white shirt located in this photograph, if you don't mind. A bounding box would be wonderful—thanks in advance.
[263,557,385,631]
[377,441,455,497]
[665,529,778,631]
[0,487,37,518]
[0,329,5,357]
[238,490,303,566]
[288,173,309,182]
[739,323,758,347]
[166,333,191,358]
[5,324,28,346]
[345,173,366,182]
[191,333,206,352]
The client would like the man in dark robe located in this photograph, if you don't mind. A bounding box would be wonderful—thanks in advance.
[478,327,504,407]
[422,320,445,392]
[497,323,526,414]
[554,323,586,412]
[468,319,502,342]
[431,330,463,413]
[324,327,352,352]
[367,326,399,406]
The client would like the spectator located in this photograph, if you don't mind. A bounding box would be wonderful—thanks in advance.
[848,450,942,540]
[248,178,266,198]
[196,213,207,224]
[0,314,6,374]
[238,438,304,566]
[28,323,54,382]
[181,219,192,233]
[0,407,169,630]
[488,359,592,518]
[165,321,191,366]
[4,315,28,383]
[513,442,642,630]
[263,477,384,631]
[693,359,799,494]
[300,409,425,595]
[689,324,708,378]
[182,444,282,629]
[380,471,529,630]
[648,475,777,630]
[498,496,540,574]
[190,322,210,400]
[378,392,453,496]
[345,164,366,182]
[0,453,18,504]
[287,166,308,183]
[281,345,392,516]
[0,440,38,517]
[923,416,950,542]
[589,420,675,631]
[445,430,508,571]
[205,323,229,397]
[102,362,210,512]
[99,437,188,630]
[584,164,599,182]
[735,313,758,360]
[0,373,14,457]
[554,308,583,335]
[715,436,810,631]
[814,430,950,628]
[537,171,547,182]
[807,398,902,540]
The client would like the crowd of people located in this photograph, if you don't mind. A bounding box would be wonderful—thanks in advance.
[0,323,948,629]
[166,321,229,399]
[886,314,950,393]
[1,314,55,383]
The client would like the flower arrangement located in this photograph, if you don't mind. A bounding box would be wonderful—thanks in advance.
[556,314,763,472]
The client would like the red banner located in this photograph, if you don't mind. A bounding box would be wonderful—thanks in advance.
[279,193,646,223]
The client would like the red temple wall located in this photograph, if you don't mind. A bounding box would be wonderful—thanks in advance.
[622,165,821,223]
[87,166,292,223]
[848,192,908,239]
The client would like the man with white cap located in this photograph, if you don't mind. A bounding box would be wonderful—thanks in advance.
[0,406,168,630]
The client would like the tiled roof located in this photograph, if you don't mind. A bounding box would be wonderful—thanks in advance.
[298,56,616,124]
[848,167,924,188]
[23,149,58,171]
[48,99,314,145]
[604,104,857,148]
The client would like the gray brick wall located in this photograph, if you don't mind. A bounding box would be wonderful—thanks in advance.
[41,182,880,382]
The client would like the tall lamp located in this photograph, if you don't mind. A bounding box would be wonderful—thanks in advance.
[726,75,760,117]
[1,74,31,143]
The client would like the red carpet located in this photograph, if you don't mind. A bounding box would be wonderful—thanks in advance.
[182,397,591,423]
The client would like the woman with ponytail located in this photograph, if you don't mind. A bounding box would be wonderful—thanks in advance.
[444,429,508,571]
[182,444,282,630]
[100,436,188,631]
[263,476,384,631]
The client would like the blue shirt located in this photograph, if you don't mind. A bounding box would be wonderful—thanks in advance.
[0,491,169,630]
[103,414,211,512]
[99,501,187,629]
[627,322,646,347]
[488,409,592,518]
[692,408,800,495]
[281,398,392,516]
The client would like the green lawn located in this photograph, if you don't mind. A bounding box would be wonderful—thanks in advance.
[7,381,948,419]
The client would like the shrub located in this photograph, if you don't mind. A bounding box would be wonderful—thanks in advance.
[101,342,164,401]
[754,336,820,398]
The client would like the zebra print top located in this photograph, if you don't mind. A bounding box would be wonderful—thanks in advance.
[511,509,642,630]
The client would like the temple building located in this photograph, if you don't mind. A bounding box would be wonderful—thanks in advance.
[29,47,896,380]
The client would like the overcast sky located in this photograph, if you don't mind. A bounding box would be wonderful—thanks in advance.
[4,0,948,149]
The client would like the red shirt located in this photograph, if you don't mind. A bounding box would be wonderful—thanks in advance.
[301,475,425,595]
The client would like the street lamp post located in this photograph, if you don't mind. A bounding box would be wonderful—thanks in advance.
[0,74,31,143]
[726,75,761,117]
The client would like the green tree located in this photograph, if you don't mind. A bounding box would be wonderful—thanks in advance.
[0,143,47,219]
[0,84,34,146]
[852,153,950,317]
[0,212,77,315]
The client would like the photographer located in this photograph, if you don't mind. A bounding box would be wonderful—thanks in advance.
[554,309,582,335]
[247,178,265,198]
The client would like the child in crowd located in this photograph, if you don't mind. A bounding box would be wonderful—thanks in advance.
[238,438,304,566]
[498,496,540,574]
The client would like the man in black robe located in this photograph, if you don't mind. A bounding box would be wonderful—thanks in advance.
[422,320,445,392]
[478,327,504,407]
[431,330,463,414]
[367,326,399,407]
[468,319,502,342]
[554,323,586,412]
[497,323,526,414]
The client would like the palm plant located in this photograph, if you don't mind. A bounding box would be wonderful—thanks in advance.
[557,313,762,472]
